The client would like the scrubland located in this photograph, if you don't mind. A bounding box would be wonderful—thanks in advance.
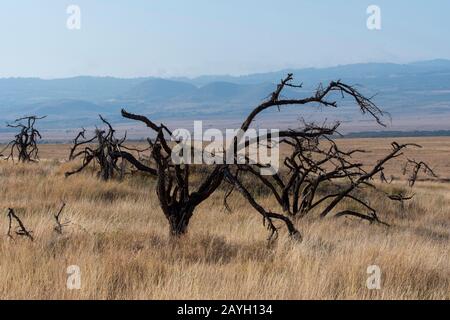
[0,137,449,299]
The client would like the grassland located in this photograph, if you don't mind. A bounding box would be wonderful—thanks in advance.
[0,137,448,299]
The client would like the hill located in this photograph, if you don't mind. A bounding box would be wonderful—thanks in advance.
[0,60,449,139]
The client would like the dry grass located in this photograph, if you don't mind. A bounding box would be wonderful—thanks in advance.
[0,138,449,300]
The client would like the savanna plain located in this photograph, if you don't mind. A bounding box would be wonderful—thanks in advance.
[0,137,449,299]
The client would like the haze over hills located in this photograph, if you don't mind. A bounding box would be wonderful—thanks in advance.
[1,59,450,140]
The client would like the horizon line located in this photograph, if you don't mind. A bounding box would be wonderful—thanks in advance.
[1,58,449,81]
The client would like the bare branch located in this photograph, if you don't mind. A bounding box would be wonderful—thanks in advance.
[6,208,34,241]
[53,202,70,235]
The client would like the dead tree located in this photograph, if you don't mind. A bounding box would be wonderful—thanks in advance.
[403,159,438,187]
[6,208,34,241]
[116,73,412,239]
[0,116,46,162]
[65,115,149,181]
[117,109,223,235]
[229,133,436,233]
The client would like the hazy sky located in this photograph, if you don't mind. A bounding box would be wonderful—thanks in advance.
[0,0,449,78]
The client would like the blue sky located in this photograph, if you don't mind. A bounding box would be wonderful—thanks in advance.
[0,0,449,78]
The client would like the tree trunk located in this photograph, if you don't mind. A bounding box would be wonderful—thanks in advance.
[100,162,114,181]
[19,146,29,162]
[166,206,193,236]
[98,153,115,181]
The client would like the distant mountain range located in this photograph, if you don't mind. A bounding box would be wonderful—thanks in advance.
[1,59,450,140]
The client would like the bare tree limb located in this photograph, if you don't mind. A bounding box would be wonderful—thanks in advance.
[6,208,34,241]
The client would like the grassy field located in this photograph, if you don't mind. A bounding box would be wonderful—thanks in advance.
[0,137,448,299]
